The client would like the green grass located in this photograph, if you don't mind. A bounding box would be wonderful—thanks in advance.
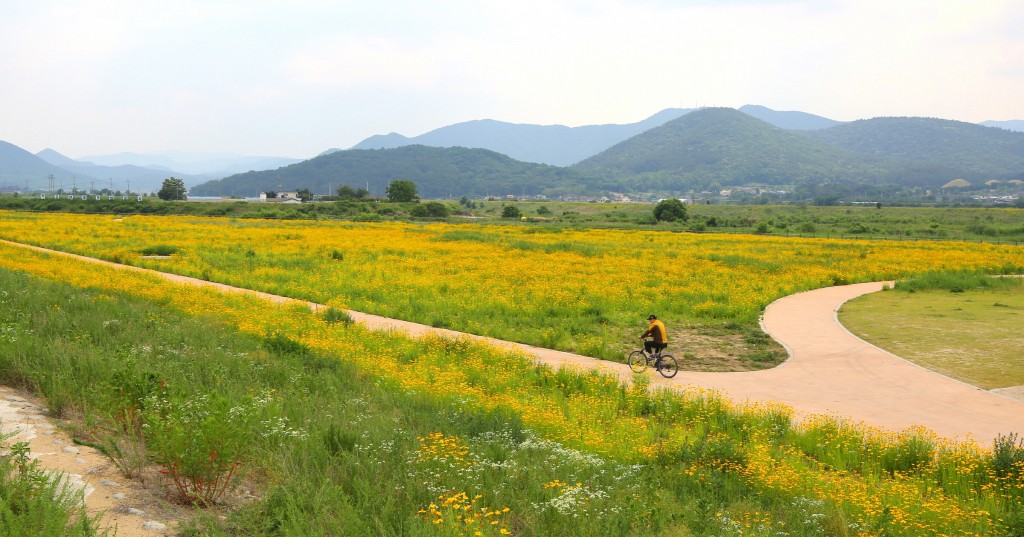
[839,272,1024,389]
[4,262,1024,535]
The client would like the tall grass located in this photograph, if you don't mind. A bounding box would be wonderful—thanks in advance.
[894,269,1024,293]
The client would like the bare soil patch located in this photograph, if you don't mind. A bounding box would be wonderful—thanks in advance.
[675,327,787,371]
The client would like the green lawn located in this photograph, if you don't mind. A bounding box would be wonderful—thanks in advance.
[839,279,1024,389]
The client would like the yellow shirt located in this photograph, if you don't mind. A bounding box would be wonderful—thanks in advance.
[642,319,668,344]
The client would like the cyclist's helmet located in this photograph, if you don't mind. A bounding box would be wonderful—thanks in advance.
[647,314,657,320]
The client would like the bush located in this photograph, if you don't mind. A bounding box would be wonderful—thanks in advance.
[410,201,450,218]
[143,393,260,506]
[139,245,179,256]
[501,205,522,219]
[653,199,688,222]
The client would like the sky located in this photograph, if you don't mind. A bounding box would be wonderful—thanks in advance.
[2,0,1023,160]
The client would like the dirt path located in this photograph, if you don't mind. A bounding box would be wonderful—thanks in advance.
[1,387,176,537]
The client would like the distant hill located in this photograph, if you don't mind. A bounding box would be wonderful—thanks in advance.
[738,105,842,130]
[980,120,1024,133]
[189,145,594,198]
[348,109,693,166]
[805,117,1024,181]
[0,141,91,190]
[78,151,302,178]
[344,106,845,168]
[35,149,188,193]
[572,108,880,191]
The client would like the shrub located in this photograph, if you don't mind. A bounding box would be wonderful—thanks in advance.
[143,393,264,506]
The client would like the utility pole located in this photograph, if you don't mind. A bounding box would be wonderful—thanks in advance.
[126,179,131,195]
[48,174,54,195]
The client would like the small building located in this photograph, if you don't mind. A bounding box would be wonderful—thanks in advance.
[259,191,302,203]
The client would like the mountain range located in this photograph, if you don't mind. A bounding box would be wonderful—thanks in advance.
[3,105,1023,197]
[340,104,846,167]
[0,146,301,193]
[189,107,1024,199]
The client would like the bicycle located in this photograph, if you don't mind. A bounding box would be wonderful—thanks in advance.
[627,346,679,378]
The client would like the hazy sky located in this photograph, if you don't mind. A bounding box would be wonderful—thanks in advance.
[2,0,1022,159]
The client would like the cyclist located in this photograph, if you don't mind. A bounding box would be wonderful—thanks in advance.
[639,314,668,359]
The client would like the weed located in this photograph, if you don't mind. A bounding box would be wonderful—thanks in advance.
[321,307,353,325]
[992,433,1024,480]
[139,244,179,256]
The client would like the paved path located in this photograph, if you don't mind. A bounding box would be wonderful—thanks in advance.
[696,282,1024,444]
[5,240,1024,446]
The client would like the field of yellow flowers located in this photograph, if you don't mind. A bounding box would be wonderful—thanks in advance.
[1,226,1023,535]
[1,210,1022,362]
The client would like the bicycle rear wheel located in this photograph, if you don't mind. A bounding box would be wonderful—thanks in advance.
[627,351,648,373]
[656,354,679,378]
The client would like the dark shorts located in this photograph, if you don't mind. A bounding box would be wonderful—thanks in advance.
[644,341,667,354]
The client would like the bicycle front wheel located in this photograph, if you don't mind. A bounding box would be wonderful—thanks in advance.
[656,354,679,378]
[627,351,648,373]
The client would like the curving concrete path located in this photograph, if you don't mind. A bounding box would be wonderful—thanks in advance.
[699,282,1024,445]
[4,240,1024,446]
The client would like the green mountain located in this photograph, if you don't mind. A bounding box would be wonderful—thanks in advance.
[572,107,884,191]
[189,145,593,198]
[192,109,1024,198]
[805,117,1024,181]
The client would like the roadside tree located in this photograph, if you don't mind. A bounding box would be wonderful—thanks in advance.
[337,185,370,200]
[386,180,419,203]
[501,205,522,219]
[157,178,187,201]
[653,198,687,222]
